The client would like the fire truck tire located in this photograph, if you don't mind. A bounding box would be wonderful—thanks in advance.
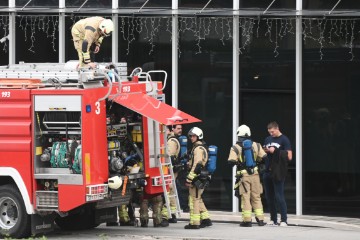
[55,207,98,230]
[0,184,31,239]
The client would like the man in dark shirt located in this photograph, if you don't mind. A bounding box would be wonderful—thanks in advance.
[263,121,292,226]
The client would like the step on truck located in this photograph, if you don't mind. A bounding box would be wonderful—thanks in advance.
[0,61,200,238]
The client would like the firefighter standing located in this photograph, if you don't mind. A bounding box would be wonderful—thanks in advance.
[71,16,114,68]
[228,125,267,227]
[139,192,169,228]
[184,127,212,229]
[161,124,183,223]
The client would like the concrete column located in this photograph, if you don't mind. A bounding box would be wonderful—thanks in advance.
[232,0,240,213]
[171,0,178,107]
[9,0,15,64]
[296,0,303,216]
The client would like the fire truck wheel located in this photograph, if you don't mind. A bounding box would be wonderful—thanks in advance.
[0,184,31,239]
[55,207,98,230]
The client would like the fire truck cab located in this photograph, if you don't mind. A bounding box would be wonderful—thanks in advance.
[0,62,200,238]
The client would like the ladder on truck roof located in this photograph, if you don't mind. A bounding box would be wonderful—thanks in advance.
[0,61,128,83]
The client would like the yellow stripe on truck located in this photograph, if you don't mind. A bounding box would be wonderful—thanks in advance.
[85,153,91,184]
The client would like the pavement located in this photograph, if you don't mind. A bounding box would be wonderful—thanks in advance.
[177,210,360,231]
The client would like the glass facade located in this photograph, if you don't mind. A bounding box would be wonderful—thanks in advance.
[119,0,171,8]
[303,0,360,9]
[66,0,112,8]
[15,15,59,63]
[179,0,232,8]
[178,16,233,209]
[238,17,296,213]
[239,0,295,9]
[303,18,360,216]
[0,0,8,6]
[0,15,8,64]
[16,0,58,7]
[1,0,360,218]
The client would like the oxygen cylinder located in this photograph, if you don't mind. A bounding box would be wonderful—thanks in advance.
[207,145,218,174]
[178,135,188,157]
[243,139,256,167]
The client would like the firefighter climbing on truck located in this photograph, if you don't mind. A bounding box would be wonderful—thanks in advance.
[0,62,201,238]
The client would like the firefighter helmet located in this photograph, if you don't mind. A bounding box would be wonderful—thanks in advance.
[99,19,114,37]
[237,124,251,137]
[108,176,122,189]
[188,127,203,140]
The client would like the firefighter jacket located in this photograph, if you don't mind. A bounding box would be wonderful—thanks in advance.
[167,132,180,161]
[71,17,105,64]
[227,141,267,174]
[186,141,208,184]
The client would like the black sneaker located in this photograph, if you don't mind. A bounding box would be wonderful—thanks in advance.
[168,214,177,223]
[258,220,265,226]
[199,219,213,228]
[240,221,252,227]
[184,224,200,229]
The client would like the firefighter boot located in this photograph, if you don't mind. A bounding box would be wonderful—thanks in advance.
[168,214,177,223]
[240,221,252,227]
[258,220,265,226]
[199,218,213,228]
[184,224,200,229]
[119,220,134,226]
[154,219,169,227]
[141,220,148,227]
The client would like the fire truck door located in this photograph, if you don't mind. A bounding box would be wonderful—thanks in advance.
[111,92,201,125]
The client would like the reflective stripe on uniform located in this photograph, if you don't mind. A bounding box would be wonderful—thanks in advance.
[236,166,258,175]
[187,171,197,182]
[201,211,210,220]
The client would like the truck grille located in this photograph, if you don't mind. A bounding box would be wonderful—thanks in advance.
[36,191,58,210]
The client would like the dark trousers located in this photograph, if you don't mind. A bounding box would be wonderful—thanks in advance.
[263,172,287,223]
[176,170,189,210]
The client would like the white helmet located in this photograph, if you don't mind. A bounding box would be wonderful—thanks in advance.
[108,176,122,189]
[99,19,114,37]
[188,127,203,140]
[237,124,251,137]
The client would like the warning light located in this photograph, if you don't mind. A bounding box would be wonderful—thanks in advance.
[86,105,91,113]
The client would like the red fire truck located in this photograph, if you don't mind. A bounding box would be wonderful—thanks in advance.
[0,62,200,238]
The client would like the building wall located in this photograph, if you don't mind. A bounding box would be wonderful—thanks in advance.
[1,1,360,217]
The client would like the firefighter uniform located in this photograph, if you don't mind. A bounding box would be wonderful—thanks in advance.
[118,204,135,226]
[161,132,180,223]
[228,126,267,227]
[71,17,105,67]
[139,192,169,228]
[185,140,211,229]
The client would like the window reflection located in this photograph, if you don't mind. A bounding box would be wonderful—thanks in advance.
[66,0,111,8]
[16,0,58,7]
[179,16,233,210]
[179,0,232,8]
[303,0,360,9]
[240,0,295,9]
[15,15,58,63]
[119,0,171,8]
[0,0,8,7]
[303,48,360,216]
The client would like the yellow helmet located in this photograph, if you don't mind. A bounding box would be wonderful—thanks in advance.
[99,19,114,37]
